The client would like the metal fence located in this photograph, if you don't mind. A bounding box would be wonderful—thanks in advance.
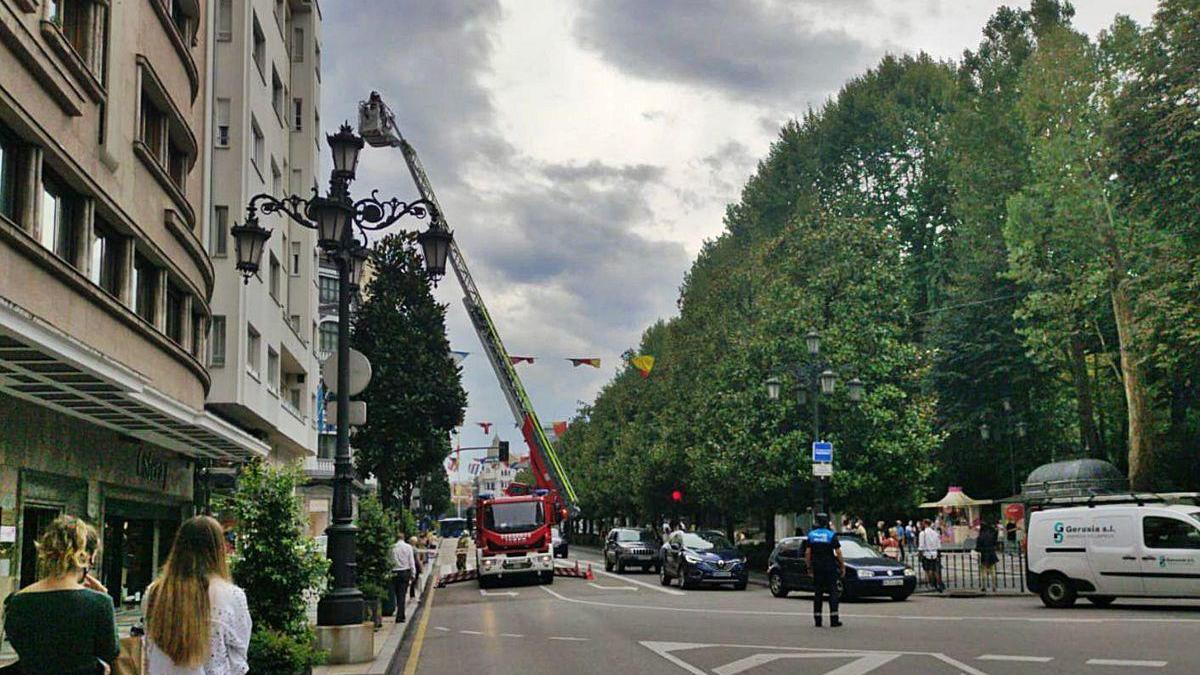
[899,547,1027,594]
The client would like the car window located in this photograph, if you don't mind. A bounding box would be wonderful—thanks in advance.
[681,531,732,551]
[840,539,883,559]
[778,540,801,558]
[616,529,654,542]
[1144,516,1200,550]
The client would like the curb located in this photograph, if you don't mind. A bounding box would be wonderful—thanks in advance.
[384,551,439,675]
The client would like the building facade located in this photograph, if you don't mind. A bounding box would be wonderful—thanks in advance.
[204,0,322,465]
[0,0,267,608]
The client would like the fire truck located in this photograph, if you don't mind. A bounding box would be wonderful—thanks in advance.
[358,94,589,587]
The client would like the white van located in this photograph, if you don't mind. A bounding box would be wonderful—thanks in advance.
[1027,503,1200,608]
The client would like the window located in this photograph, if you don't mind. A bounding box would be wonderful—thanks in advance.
[211,205,228,256]
[318,433,335,459]
[140,85,191,193]
[267,347,279,394]
[251,117,263,174]
[216,0,232,41]
[247,324,261,376]
[251,14,265,77]
[165,282,184,344]
[269,252,281,301]
[271,159,281,197]
[290,241,301,275]
[40,170,78,264]
[191,311,204,359]
[0,126,18,220]
[1144,517,1200,550]
[292,98,303,132]
[291,168,302,194]
[289,385,302,411]
[170,0,198,45]
[318,275,338,305]
[215,98,230,147]
[314,40,321,81]
[210,315,226,367]
[89,217,121,295]
[168,143,188,193]
[271,68,284,123]
[133,253,156,322]
[50,0,93,66]
[318,322,337,355]
[292,27,304,63]
[140,94,166,160]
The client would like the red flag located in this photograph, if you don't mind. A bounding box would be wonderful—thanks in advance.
[553,421,568,437]
[478,421,493,435]
[447,457,458,472]
[567,358,601,368]
[509,356,535,365]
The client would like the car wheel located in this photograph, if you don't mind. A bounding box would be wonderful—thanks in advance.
[604,554,614,573]
[1087,595,1115,608]
[680,569,696,590]
[616,558,626,574]
[890,591,912,602]
[835,578,853,601]
[769,572,789,598]
[659,565,673,586]
[1039,574,1077,609]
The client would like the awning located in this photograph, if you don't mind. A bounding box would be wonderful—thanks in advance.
[919,486,993,509]
[0,298,268,461]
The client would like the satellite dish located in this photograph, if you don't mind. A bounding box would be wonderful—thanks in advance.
[322,348,372,396]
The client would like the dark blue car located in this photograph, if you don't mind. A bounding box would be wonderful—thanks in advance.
[767,534,916,601]
[659,530,748,590]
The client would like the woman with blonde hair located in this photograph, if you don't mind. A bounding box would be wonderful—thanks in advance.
[143,515,251,675]
[2,514,119,674]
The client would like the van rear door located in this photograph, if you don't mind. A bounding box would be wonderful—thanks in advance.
[1139,514,1200,598]
[1083,514,1143,596]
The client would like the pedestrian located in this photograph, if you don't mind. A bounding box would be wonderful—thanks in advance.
[2,515,119,675]
[408,536,424,599]
[804,513,845,628]
[144,515,252,675]
[391,528,417,623]
[875,521,886,546]
[894,521,906,557]
[976,522,999,593]
[918,518,945,592]
[855,519,867,541]
[455,530,471,572]
[1005,519,1017,546]
[905,521,916,549]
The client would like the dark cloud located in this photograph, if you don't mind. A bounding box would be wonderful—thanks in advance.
[540,160,665,185]
[573,0,878,105]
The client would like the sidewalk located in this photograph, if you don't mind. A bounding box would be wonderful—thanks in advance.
[312,539,445,675]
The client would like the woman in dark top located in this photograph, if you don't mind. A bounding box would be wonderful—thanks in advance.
[976,522,1000,593]
[2,515,119,674]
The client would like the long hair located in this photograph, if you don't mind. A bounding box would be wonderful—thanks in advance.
[35,515,98,580]
[146,515,231,667]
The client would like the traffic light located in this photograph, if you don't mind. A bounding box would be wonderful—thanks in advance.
[671,489,683,503]
[498,440,510,463]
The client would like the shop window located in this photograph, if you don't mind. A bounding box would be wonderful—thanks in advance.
[215,98,230,147]
[251,13,265,78]
[246,324,261,376]
[267,347,279,394]
[89,216,122,296]
[210,315,226,367]
[216,0,231,41]
[40,170,79,264]
[165,281,184,344]
[133,253,157,322]
[211,205,228,256]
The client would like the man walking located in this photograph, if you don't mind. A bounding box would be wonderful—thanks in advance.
[805,513,846,628]
[918,518,945,592]
[391,529,417,622]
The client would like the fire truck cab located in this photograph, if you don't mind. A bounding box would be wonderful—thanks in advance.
[474,492,556,586]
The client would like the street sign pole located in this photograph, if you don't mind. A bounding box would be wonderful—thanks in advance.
[811,441,833,517]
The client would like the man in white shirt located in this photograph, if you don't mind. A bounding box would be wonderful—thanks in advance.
[391,533,417,622]
[918,519,945,592]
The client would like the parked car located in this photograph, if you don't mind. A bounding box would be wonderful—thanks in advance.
[659,530,748,590]
[603,528,659,573]
[551,525,569,559]
[767,534,915,601]
[1027,503,1200,608]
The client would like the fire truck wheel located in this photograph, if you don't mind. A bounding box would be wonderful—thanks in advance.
[541,571,554,584]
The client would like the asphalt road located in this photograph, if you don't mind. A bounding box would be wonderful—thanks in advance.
[398,547,1200,675]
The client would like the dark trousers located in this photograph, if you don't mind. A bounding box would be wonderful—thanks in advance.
[812,572,840,622]
[392,570,412,621]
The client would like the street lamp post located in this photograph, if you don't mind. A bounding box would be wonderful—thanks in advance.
[765,331,864,517]
[232,123,450,627]
[979,399,1027,497]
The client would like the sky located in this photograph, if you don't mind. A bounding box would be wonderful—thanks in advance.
[319,0,1157,482]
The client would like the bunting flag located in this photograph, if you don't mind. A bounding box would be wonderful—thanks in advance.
[478,421,493,435]
[631,354,655,378]
[509,356,535,365]
[567,358,601,368]
[468,461,482,476]
[553,421,568,437]
[451,351,470,365]
[447,456,459,472]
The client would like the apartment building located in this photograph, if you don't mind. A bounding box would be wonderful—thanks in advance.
[0,0,268,607]
[205,0,322,464]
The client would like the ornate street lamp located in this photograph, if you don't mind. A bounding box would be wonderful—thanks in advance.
[231,122,445,628]
[805,330,821,356]
[765,376,782,402]
[819,369,837,395]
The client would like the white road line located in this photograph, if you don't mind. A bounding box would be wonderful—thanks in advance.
[562,558,685,596]
[500,633,524,638]
[433,626,450,632]
[1086,659,1167,668]
[479,589,518,597]
[588,582,638,591]
[713,652,896,675]
[978,654,1053,663]
[548,636,589,642]
[459,630,482,635]
[640,641,989,675]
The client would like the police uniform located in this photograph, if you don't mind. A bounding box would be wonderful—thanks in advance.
[807,526,842,627]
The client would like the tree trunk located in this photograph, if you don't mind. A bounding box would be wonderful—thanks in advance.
[1110,282,1153,489]
[1068,331,1102,458]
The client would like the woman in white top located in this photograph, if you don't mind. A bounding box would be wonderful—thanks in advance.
[143,515,252,675]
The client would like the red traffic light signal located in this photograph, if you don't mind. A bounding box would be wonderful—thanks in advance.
[671,489,683,503]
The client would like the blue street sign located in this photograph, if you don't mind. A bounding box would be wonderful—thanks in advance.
[812,441,833,463]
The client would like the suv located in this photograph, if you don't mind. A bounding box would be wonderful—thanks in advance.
[603,528,659,573]
[659,530,748,590]
[767,534,914,601]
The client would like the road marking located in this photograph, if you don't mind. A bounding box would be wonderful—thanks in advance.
[1086,659,1167,668]
[479,589,518,597]
[459,630,482,635]
[641,642,988,675]
[548,636,589,642]
[978,654,1053,663]
[500,633,524,638]
[588,582,638,590]
[713,652,897,675]
[401,581,437,675]
[562,558,685,596]
[433,626,450,632]
[540,585,1200,625]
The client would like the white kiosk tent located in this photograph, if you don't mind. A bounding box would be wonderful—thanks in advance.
[919,486,993,547]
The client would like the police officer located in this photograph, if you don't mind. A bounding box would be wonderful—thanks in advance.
[804,513,846,628]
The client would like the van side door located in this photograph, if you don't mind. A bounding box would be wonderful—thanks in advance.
[1140,515,1200,598]
[1080,514,1143,596]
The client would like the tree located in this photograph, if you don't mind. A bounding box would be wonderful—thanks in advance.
[417,470,452,519]
[352,232,467,511]
[354,493,397,620]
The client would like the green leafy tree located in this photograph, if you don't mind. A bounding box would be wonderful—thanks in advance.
[354,493,397,605]
[352,232,467,511]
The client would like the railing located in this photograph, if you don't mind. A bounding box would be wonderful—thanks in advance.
[900,546,1027,594]
[303,456,335,475]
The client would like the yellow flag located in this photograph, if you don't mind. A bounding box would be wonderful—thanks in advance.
[631,355,655,378]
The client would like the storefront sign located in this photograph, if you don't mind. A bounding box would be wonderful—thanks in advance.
[1005,502,1025,523]
[136,448,170,490]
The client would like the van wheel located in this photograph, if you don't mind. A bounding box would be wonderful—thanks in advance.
[1087,595,1115,607]
[1039,574,1077,609]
